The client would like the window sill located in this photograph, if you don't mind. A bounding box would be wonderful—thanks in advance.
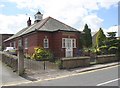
[44,47,49,48]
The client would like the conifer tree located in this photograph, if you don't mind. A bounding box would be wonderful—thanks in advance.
[96,28,106,47]
[83,24,92,48]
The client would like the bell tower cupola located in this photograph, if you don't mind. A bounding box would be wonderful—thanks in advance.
[34,10,43,23]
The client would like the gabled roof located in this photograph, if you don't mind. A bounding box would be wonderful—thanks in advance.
[5,16,80,42]
[92,31,98,37]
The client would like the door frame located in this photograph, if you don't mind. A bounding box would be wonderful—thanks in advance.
[65,38,73,57]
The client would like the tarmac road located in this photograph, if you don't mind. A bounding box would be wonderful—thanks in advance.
[15,65,119,86]
[1,59,119,87]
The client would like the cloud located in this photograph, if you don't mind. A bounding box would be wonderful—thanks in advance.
[82,15,104,31]
[7,0,119,10]
[104,25,119,37]
[0,14,34,34]
[1,0,119,34]
[7,0,43,9]
[98,0,119,9]
[0,4,5,9]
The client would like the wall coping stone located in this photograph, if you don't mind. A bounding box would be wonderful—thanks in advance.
[61,56,90,61]
[97,54,115,58]
[2,51,18,59]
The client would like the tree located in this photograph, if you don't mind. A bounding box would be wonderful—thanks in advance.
[83,24,92,48]
[107,32,117,39]
[106,32,118,48]
[96,28,106,47]
[105,32,119,54]
[79,33,84,49]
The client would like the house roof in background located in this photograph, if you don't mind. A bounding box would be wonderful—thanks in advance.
[91,31,98,36]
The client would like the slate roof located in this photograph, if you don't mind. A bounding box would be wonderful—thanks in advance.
[5,16,80,42]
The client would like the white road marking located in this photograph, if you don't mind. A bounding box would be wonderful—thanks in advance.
[96,78,120,86]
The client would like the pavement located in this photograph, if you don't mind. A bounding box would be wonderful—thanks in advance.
[0,61,29,86]
[1,60,119,86]
[74,62,119,73]
[23,61,119,81]
[17,64,119,86]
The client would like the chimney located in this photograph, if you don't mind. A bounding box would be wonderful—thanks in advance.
[27,17,31,27]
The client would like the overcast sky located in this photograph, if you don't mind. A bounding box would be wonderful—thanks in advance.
[0,0,119,36]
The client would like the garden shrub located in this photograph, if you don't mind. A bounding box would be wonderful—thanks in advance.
[82,48,90,56]
[25,54,31,59]
[108,46,118,54]
[99,45,108,54]
[95,48,101,55]
[32,47,53,61]
[82,48,99,56]
[55,60,62,69]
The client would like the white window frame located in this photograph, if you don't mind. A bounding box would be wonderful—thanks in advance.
[18,39,22,47]
[13,41,16,48]
[62,38,76,48]
[72,39,76,48]
[62,38,66,48]
[10,42,12,47]
[66,38,71,48]
[44,38,49,48]
[24,38,28,49]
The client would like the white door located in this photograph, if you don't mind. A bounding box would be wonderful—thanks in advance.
[65,39,73,57]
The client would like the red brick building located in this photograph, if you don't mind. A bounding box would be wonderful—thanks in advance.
[4,11,83,58]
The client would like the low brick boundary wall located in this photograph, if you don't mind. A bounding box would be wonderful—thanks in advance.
[96,54,118,64]
[1,51,18,71]
[24,59,59,71]
[61,57,90,69]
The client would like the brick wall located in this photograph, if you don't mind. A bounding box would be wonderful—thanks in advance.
[61,57,90,69]
[96,54,118,64]
[52,31,63,58]
[4,31,81,58]
[1,51,18,71]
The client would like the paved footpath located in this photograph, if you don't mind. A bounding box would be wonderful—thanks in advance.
[0,60,119,86]
[0,61,30,86]
[24,62,119,81]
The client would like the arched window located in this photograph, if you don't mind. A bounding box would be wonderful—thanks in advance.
[44,38,49,48]
[24,38,28,49]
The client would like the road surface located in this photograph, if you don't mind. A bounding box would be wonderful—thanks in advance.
[16,65,119,86]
